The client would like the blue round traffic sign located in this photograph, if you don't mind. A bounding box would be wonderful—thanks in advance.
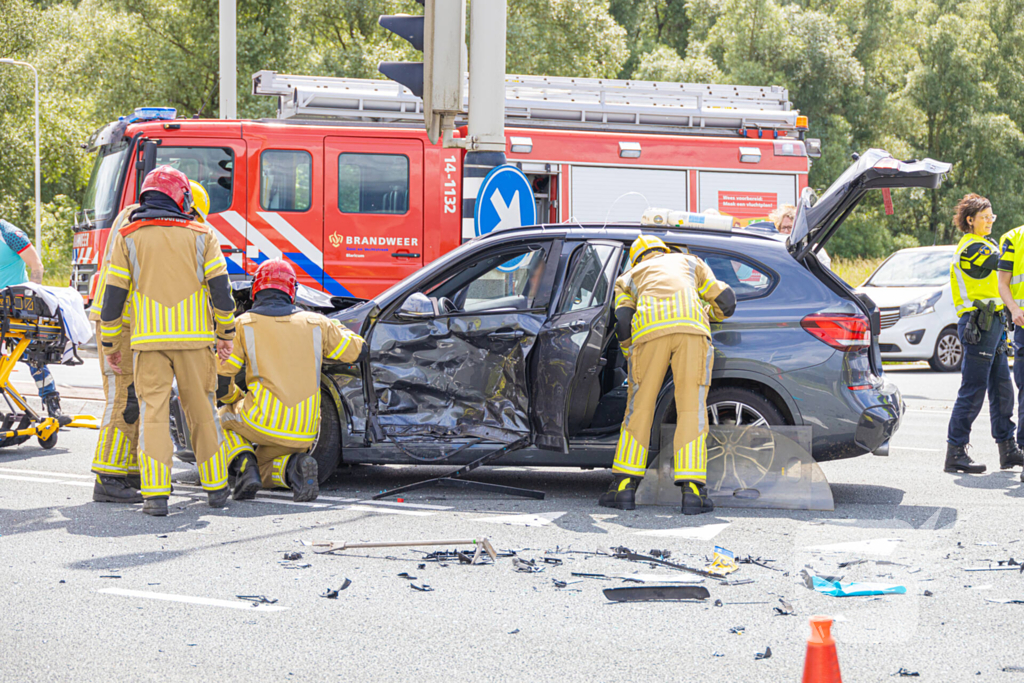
[474,165,536,271]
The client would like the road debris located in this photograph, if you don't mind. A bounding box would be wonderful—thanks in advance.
[508,629,519,634]
[319,579,351,599]
[611,546,725,581]
[986,598,1024,604]
[801,570,906,597]
[964,558,1024,572]
[1002,665,1024,672]
[755,646,772,660]
[100,575,121,579]
[602,585,710,602]
[713,599,723,607]
[729,626,746,635]
[513,557,544,573]
[704,546,739,576]
[410,583,434,592]
[314,537,498,563]
[397,573,417,580]
[237,595,278,605]
[774,598,795,615]
[892,668,920,676]
[283,552,303,561]
[923,590,934,597]
[541,557,563,566]
[738,555,782,571]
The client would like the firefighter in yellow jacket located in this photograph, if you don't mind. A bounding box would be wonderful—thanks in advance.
[600,234,736,515]
[100,166,236,516]
[90,183,212,504]
[215,259,364,502]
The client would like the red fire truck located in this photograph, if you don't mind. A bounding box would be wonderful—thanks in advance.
[71,71,818,302]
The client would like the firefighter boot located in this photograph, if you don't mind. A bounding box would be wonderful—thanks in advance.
[207,486,229,508]
[998,440,1024,469]
[598,475,638,510]
[231,451,262,501]
[286,454,319,502]
[92,474,143,504]
[944,443,986,474]
[44,394,72,427]
[679,480,715,515]
[127,473,141,489]
[142,496,169,517]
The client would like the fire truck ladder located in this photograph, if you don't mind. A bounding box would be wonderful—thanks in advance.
[252,70,800,135]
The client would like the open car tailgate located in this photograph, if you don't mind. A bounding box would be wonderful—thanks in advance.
[789,149,951,261]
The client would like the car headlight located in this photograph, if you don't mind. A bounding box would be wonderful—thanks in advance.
[899,290,942,318]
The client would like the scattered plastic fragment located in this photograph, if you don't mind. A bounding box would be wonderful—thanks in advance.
[721,578,755,586]
[417,564,426,570]
[398,573,416,580]
[705,546,739,576]
[283,552,303,561]
[339,578,352,591]
[729,626,746,635]
[508,629,519,634]
[612,547,724,581]
[713,599,723,607]
[1002,665,1024,672]
[542,557,563,566]
[774,598,795,616]
[602,585,710,602]
[923,590,934,597]
[711,651,724,657]
[986,598,1024,604]
[801,570,906,597]
[237,595,278,604]
[513,558,543,573]
[649,549,672,560]
[738,556,781,571]
[755,646,772,660]
[892,668,920,676]
[319,579,351,599]
[410,583,434,592]
[100,575,121,579]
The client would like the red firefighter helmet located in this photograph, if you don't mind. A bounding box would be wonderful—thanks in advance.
[140,165,193,214]
[252,259,297,300]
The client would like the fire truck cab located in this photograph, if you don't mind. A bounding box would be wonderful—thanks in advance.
[72,72,816,303]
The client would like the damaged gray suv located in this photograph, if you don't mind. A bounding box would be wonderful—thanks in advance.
[173,150,949,489]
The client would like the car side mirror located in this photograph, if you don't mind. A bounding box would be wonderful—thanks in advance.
[396,292,439,319]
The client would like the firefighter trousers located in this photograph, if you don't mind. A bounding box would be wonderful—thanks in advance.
[91,322,139,478]
[612,332,714,483]
[134,348,227,497]
[216,411,300,489]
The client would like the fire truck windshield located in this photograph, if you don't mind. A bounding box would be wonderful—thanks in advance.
[81,146,128,226]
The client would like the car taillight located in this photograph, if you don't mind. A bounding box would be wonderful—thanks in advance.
[801,312,871,352]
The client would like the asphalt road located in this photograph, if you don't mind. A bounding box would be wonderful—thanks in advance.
[2,361,1024,681]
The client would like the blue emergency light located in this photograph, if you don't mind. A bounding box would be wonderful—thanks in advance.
[124,107,177,123]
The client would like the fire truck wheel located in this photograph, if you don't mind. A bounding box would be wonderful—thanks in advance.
[309,388,341,484]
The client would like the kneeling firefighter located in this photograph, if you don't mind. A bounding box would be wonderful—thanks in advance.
[216,259,365,502]
[600,235,736,514]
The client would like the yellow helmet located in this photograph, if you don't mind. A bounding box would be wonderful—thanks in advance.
[188,180,210,221]
[629,234,669,267]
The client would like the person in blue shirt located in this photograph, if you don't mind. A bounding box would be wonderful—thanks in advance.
[0,219,68,424]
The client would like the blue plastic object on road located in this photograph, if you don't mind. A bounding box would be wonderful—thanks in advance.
[811,574,906,597]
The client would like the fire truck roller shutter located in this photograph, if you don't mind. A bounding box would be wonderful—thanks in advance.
[569,167,688,223]
[696,172,798,228]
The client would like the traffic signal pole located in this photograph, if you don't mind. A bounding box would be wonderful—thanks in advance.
[461,0,507,241]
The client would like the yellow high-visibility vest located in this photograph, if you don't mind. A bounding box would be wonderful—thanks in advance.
[998,226,1024,308]
[950,233,1003,317]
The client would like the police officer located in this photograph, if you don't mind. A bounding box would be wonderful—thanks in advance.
[90,182,213,503]
[946,193,1023,473]
[99,166,236,516]
[996,216,1024,479]
[599,234,736,514]
[215,259,364,502]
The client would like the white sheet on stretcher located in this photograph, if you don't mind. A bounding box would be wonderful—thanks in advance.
[17,284,93,363]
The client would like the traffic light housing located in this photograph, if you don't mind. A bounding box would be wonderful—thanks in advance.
[379,0,466,144]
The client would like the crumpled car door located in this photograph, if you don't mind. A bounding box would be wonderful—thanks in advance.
[370,311,543,443]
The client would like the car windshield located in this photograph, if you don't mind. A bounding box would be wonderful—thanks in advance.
[864,250,952,287]
[82,146,128,224]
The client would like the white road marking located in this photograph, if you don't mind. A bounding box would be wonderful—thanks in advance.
[99,588,287,612]
[344,504,434,517]
[0,467,89,479]
[357,500,453,511]
[635,523,730,541]
[807,538,902,556]
[471,511,567,527]
[0,474,61,484]
[891,446,944,452]
[250,498,330,509]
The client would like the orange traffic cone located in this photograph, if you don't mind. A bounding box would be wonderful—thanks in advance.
[801,616,842,683]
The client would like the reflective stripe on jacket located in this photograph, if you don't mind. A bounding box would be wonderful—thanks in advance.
[950,233,1003,317]
[613,251,730,344]
[218,310,364,447]
[102,218,235,350]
